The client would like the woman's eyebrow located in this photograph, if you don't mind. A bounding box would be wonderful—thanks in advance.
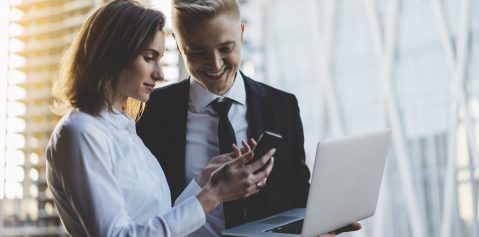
[144,48,161,57]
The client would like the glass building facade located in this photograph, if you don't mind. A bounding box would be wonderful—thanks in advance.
[239,0,479,237]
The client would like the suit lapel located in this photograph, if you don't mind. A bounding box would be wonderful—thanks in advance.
[242,73,277,220]
[243,73,269,140]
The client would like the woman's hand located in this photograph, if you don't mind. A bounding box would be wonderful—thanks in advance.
[196,139,257,187]
[196,155,233,187]
[196,144,275,213]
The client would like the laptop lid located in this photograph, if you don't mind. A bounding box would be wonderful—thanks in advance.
[222,129,391,237]
[302,128,391,237]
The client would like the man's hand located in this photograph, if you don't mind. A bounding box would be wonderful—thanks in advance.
[319,223,362,237]
[196,139,256,187]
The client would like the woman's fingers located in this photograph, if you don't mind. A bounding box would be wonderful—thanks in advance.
[209,154,234,165]
[238,140,254,155]
[232,143,241,157]
[249,138,257,148]
[238,139,257,154]
[222,138,259,158]
[223,138,258,158]
[215,147,276,201]
[230,151,254,167]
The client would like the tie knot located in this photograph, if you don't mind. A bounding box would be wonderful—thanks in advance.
[212,98,234,117]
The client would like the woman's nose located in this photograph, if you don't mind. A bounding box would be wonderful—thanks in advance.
[152,63,164,81]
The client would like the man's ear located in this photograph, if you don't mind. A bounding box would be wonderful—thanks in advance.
[172,33,183,55]
[240,23,245,42]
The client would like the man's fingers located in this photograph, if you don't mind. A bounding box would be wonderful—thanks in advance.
[320,233,335,237]
[246,148,276,172]
[334,223,362,234]
[252,157,274,184]
[245,158,275,198]
[243,182,263,198]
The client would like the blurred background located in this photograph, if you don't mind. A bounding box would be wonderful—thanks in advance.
[0,0,478,236]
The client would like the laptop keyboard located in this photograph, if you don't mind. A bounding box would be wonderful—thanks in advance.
[267,219,304,234]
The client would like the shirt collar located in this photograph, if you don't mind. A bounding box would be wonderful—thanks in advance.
[189,71,246,111]
[99,107,135,131]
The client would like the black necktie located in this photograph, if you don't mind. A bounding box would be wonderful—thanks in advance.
[212,98,237,156]
[211,98,246,228]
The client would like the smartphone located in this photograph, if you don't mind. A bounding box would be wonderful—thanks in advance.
[248,131,283,166]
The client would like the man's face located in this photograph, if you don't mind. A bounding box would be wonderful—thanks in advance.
[175,12,244,95]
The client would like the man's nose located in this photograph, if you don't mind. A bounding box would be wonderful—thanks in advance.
[206,51,222,70]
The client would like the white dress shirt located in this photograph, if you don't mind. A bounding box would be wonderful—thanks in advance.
[182,71,248,236]
[46,108,206,237]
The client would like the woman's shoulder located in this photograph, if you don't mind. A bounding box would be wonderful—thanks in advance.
[53,109,109,138]
[46,109,111,162]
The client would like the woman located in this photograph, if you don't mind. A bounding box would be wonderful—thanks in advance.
[45,0,274,236]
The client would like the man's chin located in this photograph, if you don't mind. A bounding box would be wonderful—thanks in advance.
[194,74,234,94]
[206,82,232,95]
[203,77,226,86]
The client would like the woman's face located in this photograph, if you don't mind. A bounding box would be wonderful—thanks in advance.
[114,31,165,110]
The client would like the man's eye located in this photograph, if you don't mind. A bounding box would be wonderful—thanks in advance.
[220,46,234,53]
[187,51,206,57]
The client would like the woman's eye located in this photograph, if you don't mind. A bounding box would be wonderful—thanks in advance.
[144,56,154,62]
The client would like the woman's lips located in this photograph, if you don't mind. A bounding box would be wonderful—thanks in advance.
[143,82,155,90]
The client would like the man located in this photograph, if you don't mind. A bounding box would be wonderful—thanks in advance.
[137,0,360,236]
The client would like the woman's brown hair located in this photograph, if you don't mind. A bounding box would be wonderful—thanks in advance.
[54,0,165,120]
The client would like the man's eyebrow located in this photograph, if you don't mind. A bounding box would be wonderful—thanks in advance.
[219,41,236,46]
[186,41,237,51]
[185,45,205,51]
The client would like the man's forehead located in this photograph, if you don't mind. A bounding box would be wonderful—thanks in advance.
[177,11,240,31]
[179,8,240,24]
[177,20,242,49]
[183,40,237,51]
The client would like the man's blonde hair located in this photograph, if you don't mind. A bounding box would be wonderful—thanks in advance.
[172,0,241,37]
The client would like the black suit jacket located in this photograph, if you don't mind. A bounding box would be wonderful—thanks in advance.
[137,72,311,222]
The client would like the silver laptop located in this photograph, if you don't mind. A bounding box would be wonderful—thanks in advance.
[222,129,391,237]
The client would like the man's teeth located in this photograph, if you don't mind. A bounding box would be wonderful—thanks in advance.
[205,69,225,77]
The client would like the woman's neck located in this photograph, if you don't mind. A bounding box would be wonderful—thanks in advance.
[112,95,127,112]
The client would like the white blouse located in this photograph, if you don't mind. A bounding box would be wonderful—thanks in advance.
[45,108,205,237]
